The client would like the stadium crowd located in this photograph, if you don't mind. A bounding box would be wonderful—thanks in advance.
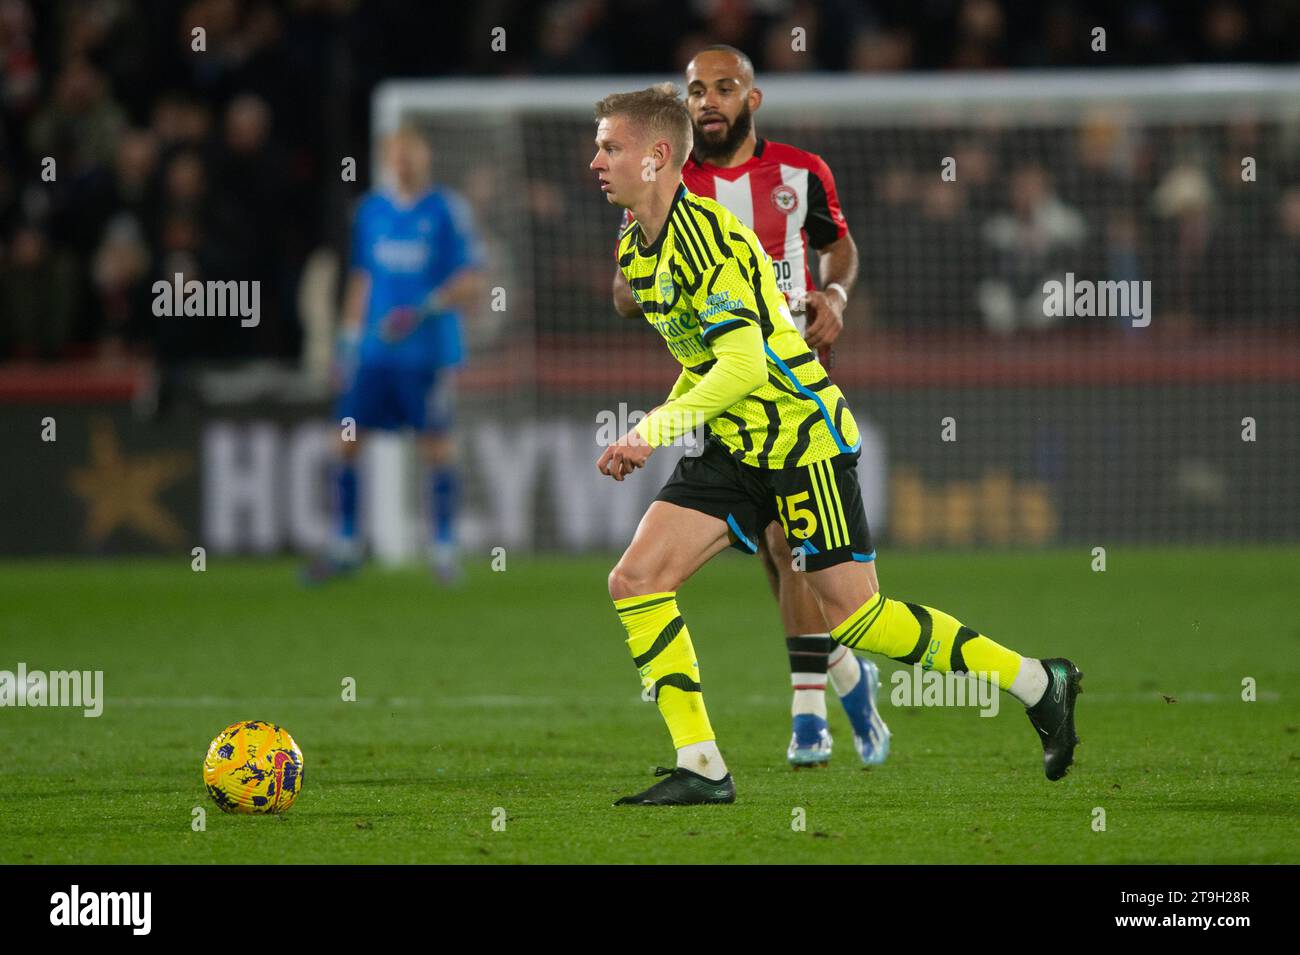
[0,0,1296,362]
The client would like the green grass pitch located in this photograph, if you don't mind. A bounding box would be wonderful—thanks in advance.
[1,547,1296,864]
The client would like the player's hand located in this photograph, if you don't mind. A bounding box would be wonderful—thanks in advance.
[378,305,422,343]
[803,290,845,350]
[596,429,654,481]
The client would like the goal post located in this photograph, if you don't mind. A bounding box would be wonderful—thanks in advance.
[368,68,1300,554]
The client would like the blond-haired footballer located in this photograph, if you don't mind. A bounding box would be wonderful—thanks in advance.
[591,84,1082,805]
[613,46,886,769]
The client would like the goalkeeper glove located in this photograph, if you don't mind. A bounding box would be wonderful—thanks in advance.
[376,288,451,343]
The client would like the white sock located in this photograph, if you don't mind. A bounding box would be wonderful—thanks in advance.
[828,645,861,696]
[1010,657,1049,707]
[791,673,828,718]
[677,740,728,780]
[789,633,831,716]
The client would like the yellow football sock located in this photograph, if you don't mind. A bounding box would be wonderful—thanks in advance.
[830,592,1025,690]
[614,591,715,748]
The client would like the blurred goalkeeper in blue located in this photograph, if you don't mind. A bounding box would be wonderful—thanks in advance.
[307,125,483,584]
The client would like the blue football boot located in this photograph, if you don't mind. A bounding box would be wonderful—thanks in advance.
[787,713,833,768]
[838,657,890,766]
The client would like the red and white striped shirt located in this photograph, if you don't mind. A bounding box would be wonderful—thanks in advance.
[620,139,849,335]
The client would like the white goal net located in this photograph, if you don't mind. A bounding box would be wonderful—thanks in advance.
[371,69,1300,553]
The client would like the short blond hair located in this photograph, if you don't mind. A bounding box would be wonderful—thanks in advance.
[594,83,693,169]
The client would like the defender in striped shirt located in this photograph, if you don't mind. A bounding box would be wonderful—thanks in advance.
[593,85,1082,807]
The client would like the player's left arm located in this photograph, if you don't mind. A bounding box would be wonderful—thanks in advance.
[598,257,767,481]
[802,155,859,350]
[425,266,483,314]
[382,266,484,343]
[597,324,766,481]
[424,190,486,315]
[804,233,857,349]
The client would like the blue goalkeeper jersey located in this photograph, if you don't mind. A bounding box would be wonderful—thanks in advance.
[350,187,482,369]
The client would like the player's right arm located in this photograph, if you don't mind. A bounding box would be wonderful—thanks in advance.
[422,188,486,316]
[341,268,370,333]
[633,255,768,447]
[333,268,369,390]
[634,323,765,446]
[336,197,374,387]
[604,327,765,480]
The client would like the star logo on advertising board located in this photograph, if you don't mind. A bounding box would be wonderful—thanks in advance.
[67,416,192,548]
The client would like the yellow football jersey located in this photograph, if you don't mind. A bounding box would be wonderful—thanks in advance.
[617,183,860,469]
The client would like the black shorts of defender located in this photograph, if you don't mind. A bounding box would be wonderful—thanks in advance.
[655,436,875,572]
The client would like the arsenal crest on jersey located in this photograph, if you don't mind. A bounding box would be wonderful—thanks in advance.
[658,270,677,306]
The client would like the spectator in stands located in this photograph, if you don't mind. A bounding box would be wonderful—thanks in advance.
[1070,111,1147,325]
[0,221,78,359]
[948,0,1008,70]
[160,148,206,227]
[1,0,1298,364]
[1149,163,1214,332]
[0,0,40,119]
[978,162,1086,334]
[209,93,288,353]
[1262,187,1300,325]
[1194,147,1273,328]
[111,128,160,220]
[951,137,999,219]
[150,150,215,370]
[26,58,125,179]
[912,176,986,330]
[90,212,151,359]
[151,94,213,150]
[861,165,915,328]
[80,127,160,260]
[533,0,614,74]
[850,28,915,72]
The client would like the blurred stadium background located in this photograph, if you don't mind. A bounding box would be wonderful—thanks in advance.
[2,0,1298,561]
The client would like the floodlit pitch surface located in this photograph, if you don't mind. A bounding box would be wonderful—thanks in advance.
[0,549,1295,864]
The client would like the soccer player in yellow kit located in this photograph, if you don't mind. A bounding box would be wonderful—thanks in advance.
[591,84,1083,805]
[613,46,886,770]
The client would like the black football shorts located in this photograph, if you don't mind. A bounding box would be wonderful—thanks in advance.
[655,436,875,572]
